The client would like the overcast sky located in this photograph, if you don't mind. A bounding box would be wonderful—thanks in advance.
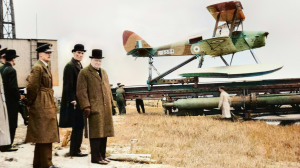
[14,0,300,96]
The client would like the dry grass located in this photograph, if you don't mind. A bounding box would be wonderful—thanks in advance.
[108,105,300,168]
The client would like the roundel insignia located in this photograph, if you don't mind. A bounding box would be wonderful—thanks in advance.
[210,39,225,44]
[193,46,200,53]
[190,44,202,54]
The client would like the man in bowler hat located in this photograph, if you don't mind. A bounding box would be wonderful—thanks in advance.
[0,49,22,152]
[59,44,88,157]
[77,49,114,164]
[26,43,60,168]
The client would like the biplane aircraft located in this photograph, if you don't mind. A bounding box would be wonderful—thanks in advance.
[122,1,283,89]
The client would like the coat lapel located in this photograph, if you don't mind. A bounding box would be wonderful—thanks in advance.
[88,64,101,82]
[71,58,82,70]
[38,60,52,77]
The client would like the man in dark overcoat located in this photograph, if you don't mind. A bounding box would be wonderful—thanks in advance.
[26,44,60,168]
[0,49,21,152]
[59,44,87,157]
[77,49,114,165]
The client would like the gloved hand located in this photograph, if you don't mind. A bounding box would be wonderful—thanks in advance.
[84,107,91,118]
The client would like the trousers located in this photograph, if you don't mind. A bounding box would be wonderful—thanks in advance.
[89,138,107,163]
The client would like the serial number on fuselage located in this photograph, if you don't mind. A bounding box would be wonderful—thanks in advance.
[157,49,174,55]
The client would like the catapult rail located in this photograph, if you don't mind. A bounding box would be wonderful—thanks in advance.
[112,78,300,100]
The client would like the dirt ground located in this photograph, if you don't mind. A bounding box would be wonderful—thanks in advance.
[0,109,172,168]
[1,104,300,168]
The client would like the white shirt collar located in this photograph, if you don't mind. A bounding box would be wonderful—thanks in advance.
[40,60,48,67]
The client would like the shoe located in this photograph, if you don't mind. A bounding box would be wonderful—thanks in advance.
[48,165,61,168]
[0,148,18,152]
[104,158,111,162]
[92,160,108,165]
[71,153,88,157]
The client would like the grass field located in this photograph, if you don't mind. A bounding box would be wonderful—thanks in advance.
[109,105,300,168]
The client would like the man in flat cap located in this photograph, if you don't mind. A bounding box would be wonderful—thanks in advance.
[59,44,87,157]
[0,49,22,152]
[116,83,126,114]
[77,49,114,165]
[26,43,60,168]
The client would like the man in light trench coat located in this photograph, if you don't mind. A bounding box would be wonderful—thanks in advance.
[26,44,60,168]
[218,86,232,119]
[77,49,114,165]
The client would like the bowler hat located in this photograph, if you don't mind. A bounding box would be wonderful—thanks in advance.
[4,50,19,59]
[72,44,86,53]
[36,43,54,53]
[89,49,104,59]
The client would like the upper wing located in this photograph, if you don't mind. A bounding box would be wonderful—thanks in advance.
[206,1,245,22]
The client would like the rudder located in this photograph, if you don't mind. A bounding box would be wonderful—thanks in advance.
[123,30,151,52]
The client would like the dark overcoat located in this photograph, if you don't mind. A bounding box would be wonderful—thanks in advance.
[0,63,20,130]
[25,60,59,143]
[77,64,114,138]
[59,58,83,128]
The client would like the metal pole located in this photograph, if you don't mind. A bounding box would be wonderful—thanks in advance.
[150,56,197,84]
[0,0,3,38]
[9,0,15,38]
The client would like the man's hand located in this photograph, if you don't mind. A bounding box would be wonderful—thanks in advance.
[84,107,91,118]
[20,95,25,100]
[71,101,77,106]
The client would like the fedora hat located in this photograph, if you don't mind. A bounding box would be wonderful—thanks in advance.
[72,44,86,53]
[89,49,104,59]
[4,50,19,59]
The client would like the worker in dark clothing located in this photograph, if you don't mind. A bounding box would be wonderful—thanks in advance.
[116,84,126,114]
[135,99,145,113]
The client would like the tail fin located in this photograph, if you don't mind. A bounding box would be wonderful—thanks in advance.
[123,30,151,52]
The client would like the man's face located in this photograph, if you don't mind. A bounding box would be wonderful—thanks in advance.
[39,52,52,62]
[91,58,102,69]
[1,57,6,64]
[73,51,84,61]
[11,58,15,66]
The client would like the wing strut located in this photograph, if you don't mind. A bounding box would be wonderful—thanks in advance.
[220,56,229,66]
[230,53,235,65]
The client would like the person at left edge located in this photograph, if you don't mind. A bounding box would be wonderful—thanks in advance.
[0,49,24,152]
[59,44,88,157]
[26,43,60,168]
[0,47,11,149]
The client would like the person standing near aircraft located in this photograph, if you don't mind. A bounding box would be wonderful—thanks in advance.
[59,44,88,157]
[77,49,114,165]
[0,50,23,152]
[116,84,126,114]
[26,44,60,168]
[218,86,232,119]
[135,99,145,114]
